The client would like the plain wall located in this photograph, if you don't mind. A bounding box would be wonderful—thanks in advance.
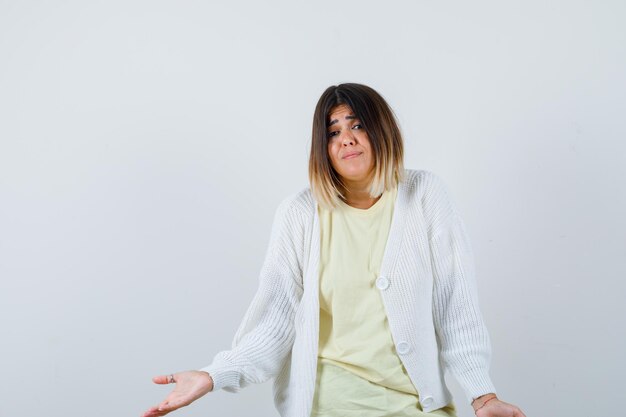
[1,1,625,416]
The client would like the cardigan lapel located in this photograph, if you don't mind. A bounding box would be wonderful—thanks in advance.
[378,173,411,280]
[306,173,411,283]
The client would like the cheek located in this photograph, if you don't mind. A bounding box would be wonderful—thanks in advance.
[327,143,339,158]
[361,134,372,149]
[327,145,338,168]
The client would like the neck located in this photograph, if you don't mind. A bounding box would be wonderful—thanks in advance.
[342,180,381,209]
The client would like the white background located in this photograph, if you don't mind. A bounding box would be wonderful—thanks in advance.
[1,1,625,416]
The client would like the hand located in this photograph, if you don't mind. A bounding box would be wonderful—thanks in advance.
[141,371,214,417]
[473,394,526,417]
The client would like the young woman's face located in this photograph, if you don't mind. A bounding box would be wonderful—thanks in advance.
[327,104,375,185]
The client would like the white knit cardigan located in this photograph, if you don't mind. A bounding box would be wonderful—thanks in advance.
[201,169,496,416]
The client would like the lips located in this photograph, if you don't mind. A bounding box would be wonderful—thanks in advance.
[342,151,362,159]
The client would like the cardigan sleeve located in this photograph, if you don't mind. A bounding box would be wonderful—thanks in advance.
[199,196,304,393]
[426,173,497,401]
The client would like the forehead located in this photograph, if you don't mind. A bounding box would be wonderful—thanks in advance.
[328,104,356,125]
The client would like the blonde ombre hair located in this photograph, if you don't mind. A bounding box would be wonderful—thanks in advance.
[309,83,405,211]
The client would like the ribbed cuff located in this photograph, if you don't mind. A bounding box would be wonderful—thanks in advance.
[455,368,497,402]
[199,363,243,393]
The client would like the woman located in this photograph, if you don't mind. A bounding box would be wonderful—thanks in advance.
[141,83,526,417]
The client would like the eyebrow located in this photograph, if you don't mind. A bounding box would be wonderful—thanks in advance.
[328,114,357,127]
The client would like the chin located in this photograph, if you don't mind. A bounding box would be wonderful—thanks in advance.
[341,170,370,181]
[334,162,374,181]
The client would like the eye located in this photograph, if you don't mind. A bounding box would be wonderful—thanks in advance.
[352,124,362,130]
[327,131,339,138]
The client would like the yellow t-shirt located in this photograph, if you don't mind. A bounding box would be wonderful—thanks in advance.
[316,184,418,395]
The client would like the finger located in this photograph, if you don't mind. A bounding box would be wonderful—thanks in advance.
[158,399,187,413]
[141,407,164,417]
[152,375,169,384]
[152,374,175,384]
[141,405,159,414]
[157,401,175,412]
[146,407,169,417]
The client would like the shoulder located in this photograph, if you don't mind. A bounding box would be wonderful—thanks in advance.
[278,186,315,213]
[272,186,316,226]
[401,168,459,236]
[401,168,452,199]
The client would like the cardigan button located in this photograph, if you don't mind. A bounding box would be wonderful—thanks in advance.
[375,276,390,290]
[422,396,434,406]
[396,341,410,354]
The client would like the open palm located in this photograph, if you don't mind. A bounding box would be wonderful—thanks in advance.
[141,371,214,417]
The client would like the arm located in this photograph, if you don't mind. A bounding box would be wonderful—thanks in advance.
[200,196,305,392]
[429,205,496,400]
[141,196,305,417]
[426,172,525,416]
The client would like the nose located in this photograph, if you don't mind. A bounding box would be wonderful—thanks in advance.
[340,130,356,146]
